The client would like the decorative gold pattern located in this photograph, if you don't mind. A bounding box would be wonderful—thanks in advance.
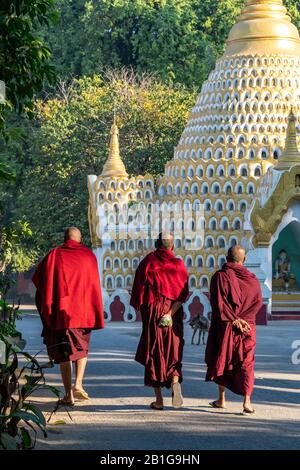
[251,164,300,246]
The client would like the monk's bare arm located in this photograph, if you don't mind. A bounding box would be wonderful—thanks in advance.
[211,272,251,332]
[167,301,182,317]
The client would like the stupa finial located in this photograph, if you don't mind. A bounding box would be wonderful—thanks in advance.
[101,116,128,179]
[225,0,300,56]
[277,107,300,170]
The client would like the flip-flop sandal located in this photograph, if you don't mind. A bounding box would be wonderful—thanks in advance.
[172,383,183,408]
[209,401,226,409]
[58,398,75,407]
[150,402,164,410]
[73,389,90,400]
[243,407,255,415]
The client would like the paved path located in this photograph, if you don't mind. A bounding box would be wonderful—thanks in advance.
[17,315,300,450]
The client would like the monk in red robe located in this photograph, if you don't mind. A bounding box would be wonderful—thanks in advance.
[130,233,189,410]
[205,245,263,414]
[32,227,104,406]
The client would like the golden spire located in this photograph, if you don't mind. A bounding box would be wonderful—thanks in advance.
[225,0,300,56]
[277,107,300,170]
[101,118,128,178]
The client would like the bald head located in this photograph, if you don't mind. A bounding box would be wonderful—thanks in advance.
[155,232,174,250]
[227,245,246,264]
[64,227,82,243]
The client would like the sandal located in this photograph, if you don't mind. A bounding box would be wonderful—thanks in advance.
[243,407,255,415]
[150,402,164,410]
[209,400,226,409]
[73,388,90,400]
[172,382,183,409]
[58,397,75,407]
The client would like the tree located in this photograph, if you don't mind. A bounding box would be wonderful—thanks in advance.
[0,0,58,134]
[13,70,196,255]
[6,0,300,259]
[43,0,300,89]
[0,0,58,276]
[42,0,245,88]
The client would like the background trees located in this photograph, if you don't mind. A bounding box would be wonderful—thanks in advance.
[0,0,57,134]
[43,0,244,87]
[0,0,60,450]
[12,71,195,252]
[2,0,300,258]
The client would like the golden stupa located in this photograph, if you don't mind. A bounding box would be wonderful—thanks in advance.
[101,121,128,179]
[88,0,300,321]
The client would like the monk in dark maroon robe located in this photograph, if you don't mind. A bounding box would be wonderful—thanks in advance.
[32,227,104,406]
[130,233,189,410]
[205,245,263,414]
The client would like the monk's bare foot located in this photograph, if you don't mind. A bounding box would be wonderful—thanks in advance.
[172,382,183,408]
[243,406,255,414]
[150,401,164,410]
[153,386,163,409]
[73,387,89,400]
[209,400,226,409]
[59,393,75,406]
[243,398,255,414]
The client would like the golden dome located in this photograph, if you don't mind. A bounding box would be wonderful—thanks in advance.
[159,0,300,285]
[101,121,128,179]
[225,0,300,56]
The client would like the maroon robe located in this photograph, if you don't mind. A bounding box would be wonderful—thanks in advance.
[32,239,104,363]
[130,247,189,388]
[205,262,263,396]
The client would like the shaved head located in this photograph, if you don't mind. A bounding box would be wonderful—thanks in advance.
[227,245,246,264]
[155,232,174,250]
[64,226,82,243]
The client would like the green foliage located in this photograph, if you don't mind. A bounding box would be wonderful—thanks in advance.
[0,155,37,289]
[0,0,57,274]
[43,0,300,89]
[0,0,61,452]
[5,0,300,258]
[285,0,300,32]
[12,70,195,255]
[1,221,37,273]
[0,0,58,132]
[0,163,15,183]
[0,300,22,340]
[0,306,60,450]
[43,0,244,88]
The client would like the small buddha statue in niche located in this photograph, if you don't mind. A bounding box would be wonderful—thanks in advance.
[274,249,296,293]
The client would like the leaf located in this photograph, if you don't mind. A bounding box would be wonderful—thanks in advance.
[0,162,16,181]
[23,375,42,386]
[0,432,18,450]
[23,404,46,427]
[11,410,40,424]
[53,420,66,425]
[4,335,26,351]
[20,427,32,449]
[19,351,40,366]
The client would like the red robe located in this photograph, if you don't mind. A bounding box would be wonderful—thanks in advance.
[205,262,263,396]
[131,247,189,388]
[32,239,104,330]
